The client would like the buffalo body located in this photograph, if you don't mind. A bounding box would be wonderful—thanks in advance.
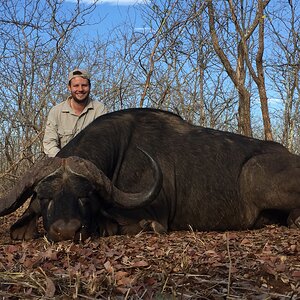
[0,108,299,241]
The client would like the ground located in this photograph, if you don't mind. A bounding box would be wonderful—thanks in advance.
[0,212,299,299]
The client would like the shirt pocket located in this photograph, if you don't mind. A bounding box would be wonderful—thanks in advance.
[58,129,74,148]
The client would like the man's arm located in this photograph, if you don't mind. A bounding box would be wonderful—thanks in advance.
[43,109,61,157]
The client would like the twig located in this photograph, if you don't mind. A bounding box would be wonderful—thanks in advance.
[124,287,131,300]
[226,232,232,297]
[161,275,169,293]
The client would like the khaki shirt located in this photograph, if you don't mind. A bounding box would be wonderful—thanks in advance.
[43,97,107,157]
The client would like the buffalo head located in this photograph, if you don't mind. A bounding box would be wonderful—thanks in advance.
[0,149,162,242]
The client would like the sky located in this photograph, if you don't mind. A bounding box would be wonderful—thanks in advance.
[72,0,147,4]
[65,0,148,36]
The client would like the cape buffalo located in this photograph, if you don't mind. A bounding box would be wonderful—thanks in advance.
[0,108,299,241]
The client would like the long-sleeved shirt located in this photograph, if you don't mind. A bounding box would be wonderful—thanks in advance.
[43,97,107,157]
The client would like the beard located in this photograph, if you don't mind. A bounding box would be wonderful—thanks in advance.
[70,90,90,103]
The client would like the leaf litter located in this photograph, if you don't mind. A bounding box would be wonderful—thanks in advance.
[0,212,299,299]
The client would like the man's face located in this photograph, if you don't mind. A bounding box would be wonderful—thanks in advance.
[68,77,90,103]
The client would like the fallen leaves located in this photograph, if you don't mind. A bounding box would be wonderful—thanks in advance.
[0,214,299,299]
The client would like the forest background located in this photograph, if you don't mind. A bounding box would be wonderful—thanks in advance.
[0,0,299,191]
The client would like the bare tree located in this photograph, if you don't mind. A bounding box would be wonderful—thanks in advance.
[206,0,272,139]
[266,0,300,151]
[128,1,234,125]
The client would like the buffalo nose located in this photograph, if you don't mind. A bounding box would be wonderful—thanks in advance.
[49,219,81,241]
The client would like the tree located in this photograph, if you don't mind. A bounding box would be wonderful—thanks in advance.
[266,0,300,152]
[206,0,272,139]
[128,0,236,125]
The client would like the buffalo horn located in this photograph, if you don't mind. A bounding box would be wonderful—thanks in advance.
[65,149,163,209]
[0,157,63,216]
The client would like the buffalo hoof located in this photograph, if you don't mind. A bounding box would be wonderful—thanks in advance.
[139,219,167,234]
[287,209,300,228]
[10,216,39,240]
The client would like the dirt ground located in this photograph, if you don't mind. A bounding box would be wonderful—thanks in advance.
[0,212,299,299]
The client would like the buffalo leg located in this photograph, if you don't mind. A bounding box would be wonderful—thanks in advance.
[287,208,300,228]
[253,209,288,228]
[240,153,300,228]
[10,211,39,240]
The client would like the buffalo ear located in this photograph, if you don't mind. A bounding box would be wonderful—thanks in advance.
[0,157,62,216]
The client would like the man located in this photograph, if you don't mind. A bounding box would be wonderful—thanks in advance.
[43,68,107,157]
